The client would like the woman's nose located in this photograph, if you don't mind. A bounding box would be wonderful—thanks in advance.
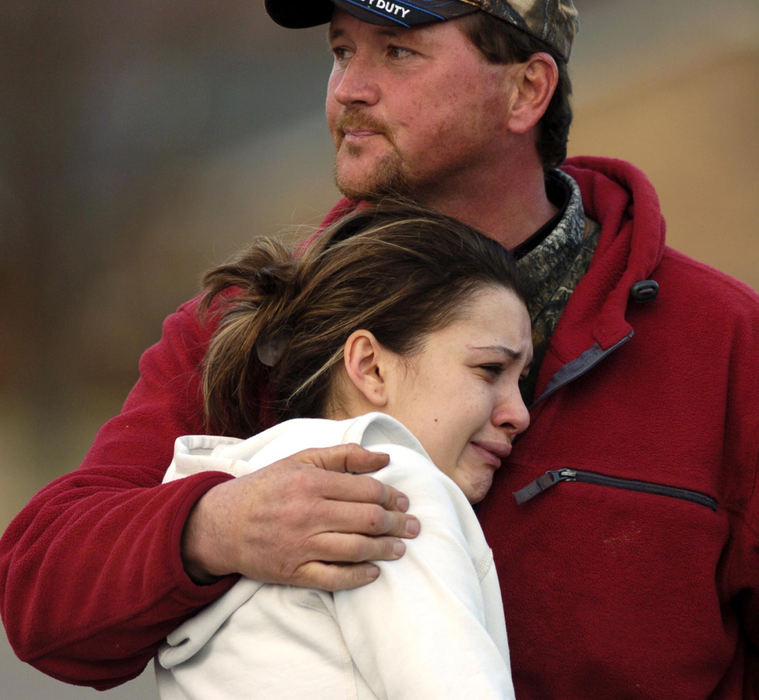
[494,389,530,437]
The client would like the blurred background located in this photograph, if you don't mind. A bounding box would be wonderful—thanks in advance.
[1,0,757,696]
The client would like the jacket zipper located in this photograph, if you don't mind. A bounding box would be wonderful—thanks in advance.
[513,468,718,511]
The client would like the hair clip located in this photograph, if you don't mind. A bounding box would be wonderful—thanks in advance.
[255,332,289,367]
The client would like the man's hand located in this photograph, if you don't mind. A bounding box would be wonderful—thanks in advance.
[181,444,420,591]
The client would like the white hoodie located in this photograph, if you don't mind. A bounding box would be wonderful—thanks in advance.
[156,413,515,699]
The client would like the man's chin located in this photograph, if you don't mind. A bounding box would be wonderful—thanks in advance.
[334,156,411,201]
[336,180,384,202]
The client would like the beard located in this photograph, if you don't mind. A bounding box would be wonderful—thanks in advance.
[331,110,413,201]
[334,148,413,201]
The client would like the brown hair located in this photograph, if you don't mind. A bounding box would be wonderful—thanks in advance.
[200,201,527,437]
[458,12,573,170]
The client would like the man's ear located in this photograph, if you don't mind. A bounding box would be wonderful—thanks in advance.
[505,52,558,135]
[343,329,390,408]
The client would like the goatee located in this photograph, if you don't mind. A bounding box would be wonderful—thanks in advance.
[334,151,412,201]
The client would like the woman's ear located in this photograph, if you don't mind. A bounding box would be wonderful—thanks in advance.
[505,51,558,135]
[343,329,390,408]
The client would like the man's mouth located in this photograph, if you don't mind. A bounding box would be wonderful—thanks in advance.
[336,112,388,145]
[342,126,382,143]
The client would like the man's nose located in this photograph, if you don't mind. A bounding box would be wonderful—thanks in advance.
[331,54,381,107]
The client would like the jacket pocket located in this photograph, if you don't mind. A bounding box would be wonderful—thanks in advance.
[513,468,718,511]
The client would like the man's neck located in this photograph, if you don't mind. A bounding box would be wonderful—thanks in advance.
[421,154,556,251]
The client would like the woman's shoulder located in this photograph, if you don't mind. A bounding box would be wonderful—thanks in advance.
[341,412,429,457]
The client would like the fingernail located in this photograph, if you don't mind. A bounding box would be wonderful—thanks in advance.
[365,564,380,580]
[392,540,406,558]
[395,495,409,512]
[404,517,420,537]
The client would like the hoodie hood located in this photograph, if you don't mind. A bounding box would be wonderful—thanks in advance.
[548,156,666,363]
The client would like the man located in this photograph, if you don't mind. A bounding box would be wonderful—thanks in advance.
[2,1,757,697]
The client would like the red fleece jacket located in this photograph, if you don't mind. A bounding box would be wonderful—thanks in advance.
[1,156,757,697]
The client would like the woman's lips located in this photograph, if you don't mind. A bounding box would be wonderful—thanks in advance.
[470,440,512,468]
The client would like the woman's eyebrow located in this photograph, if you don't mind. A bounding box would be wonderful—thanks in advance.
[467,344,523,360]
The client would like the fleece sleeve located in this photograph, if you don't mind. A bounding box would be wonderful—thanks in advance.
[333,444,515,699]
[722,287,759,666]
[0,297,237,690]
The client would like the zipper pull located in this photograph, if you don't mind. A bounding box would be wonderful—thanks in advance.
[513,469,576,505]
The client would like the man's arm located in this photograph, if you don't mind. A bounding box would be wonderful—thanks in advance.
[0,297,417,689]
[182,444,417,589]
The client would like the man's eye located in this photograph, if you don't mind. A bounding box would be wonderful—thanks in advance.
[387,45,413,59]
[331,46,352,61]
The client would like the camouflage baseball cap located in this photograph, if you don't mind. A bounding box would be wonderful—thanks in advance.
[265,0,579,61]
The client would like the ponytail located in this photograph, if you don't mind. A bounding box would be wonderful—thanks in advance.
[200,238,297,434]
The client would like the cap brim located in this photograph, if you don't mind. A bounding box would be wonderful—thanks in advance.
[265,0,333,28]
[265,0,476,29]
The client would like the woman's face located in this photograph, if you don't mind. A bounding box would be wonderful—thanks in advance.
[384,285,532,503]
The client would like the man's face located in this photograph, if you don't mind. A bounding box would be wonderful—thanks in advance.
[326,10,516,204]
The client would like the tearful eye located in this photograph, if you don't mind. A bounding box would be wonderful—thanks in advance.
[479,364,503,376]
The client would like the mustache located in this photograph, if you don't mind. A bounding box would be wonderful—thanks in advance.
[335,110,390,136]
